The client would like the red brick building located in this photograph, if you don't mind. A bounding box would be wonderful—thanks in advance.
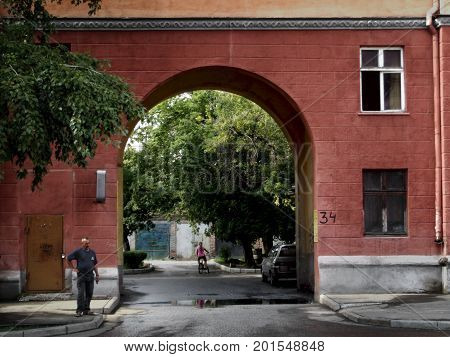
[1,0,449,299]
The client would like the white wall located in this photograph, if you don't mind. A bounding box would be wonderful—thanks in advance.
[127,232,136,251]
[176,223,209,258]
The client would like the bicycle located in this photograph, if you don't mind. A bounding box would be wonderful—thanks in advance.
[198,256,210,274]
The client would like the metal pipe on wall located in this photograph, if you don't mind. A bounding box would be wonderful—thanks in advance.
[439,22,449,294]
[427,1,448,294]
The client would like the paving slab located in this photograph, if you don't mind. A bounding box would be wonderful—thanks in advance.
[0,299,113,336]
[0,313,104,337]
[0,299,114,315]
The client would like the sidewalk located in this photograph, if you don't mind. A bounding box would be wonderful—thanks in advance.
[210,260,260,273]
[0,297,119,337]
[320,293,450,331]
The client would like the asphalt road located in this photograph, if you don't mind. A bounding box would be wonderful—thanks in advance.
[121,260,303,303]
[97,261,446,337]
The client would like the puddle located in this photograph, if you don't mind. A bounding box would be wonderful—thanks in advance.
[192,298,313,308]
[126,297,312,308]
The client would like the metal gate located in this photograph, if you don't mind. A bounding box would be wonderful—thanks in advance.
[26,215,64,291]
[136,222,170,259]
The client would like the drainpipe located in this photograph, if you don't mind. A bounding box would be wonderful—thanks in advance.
[439,20,449,294]
[427,2,448,294]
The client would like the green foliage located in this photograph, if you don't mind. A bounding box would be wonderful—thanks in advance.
[124,90,295,266]
[218,245,231,263]
[0,0,144,188]
[123,147,175,235]
[124,250,147,269]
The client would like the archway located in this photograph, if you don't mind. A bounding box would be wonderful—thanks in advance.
[117,66,315,293]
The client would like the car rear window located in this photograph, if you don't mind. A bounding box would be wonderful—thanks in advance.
[279,246,296,257]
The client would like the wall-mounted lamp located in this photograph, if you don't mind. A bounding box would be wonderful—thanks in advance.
[96,170,106,203]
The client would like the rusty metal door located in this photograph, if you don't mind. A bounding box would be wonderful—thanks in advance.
[26,215,64,291]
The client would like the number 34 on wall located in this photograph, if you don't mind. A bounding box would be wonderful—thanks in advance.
[319,211,336,224]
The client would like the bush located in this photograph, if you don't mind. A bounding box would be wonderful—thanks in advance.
[218,246,231,263]
[124,251,147,269]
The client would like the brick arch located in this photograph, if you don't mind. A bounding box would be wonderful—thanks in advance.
[117,66,316,292]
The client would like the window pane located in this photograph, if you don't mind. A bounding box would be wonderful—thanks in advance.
[385,170,406,191]
[361,71,381,111]
[364,170,382,191]
[361,50,379,67]
[364,194,383,233]
[383,50,401,68]
[386,194,406,233]
[384,73,402,110]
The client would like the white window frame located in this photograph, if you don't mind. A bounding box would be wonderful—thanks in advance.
[360,47,405,113]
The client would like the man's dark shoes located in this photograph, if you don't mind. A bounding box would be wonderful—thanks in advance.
[74,311,83,317]
[83,311,95,315]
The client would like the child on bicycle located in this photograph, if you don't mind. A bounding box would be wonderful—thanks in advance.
[195,241,209,269]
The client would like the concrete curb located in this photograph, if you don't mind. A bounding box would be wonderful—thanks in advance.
[391,319,439,330]
[1,315,104,337]
[319,294,341,311]
[319,294,384,310]
[102,296,120,314]
[123,265,155,275]
[320,294,450,331]
[210,261,259,273]
[339,309,391,327]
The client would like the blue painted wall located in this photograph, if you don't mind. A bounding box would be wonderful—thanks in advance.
[136,222,170,259]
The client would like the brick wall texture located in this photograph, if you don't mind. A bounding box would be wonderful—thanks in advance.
[0,28,443,277]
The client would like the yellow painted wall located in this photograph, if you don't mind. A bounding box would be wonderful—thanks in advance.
[441,0,450,15]
[42,0,432,18]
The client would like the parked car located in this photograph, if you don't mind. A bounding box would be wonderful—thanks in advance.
[261,244,296,286]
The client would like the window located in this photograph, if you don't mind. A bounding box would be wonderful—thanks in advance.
[363,170,407,235]
[360,48,405,112]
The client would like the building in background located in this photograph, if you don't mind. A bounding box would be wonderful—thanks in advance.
[128,221,215,260]
[1,0,450,299]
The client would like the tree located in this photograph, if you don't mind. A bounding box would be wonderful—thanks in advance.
[0,0,144,188]
[124,91,295,266]
[1,1,102,38]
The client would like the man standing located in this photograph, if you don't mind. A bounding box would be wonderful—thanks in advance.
[67,237,100,317]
